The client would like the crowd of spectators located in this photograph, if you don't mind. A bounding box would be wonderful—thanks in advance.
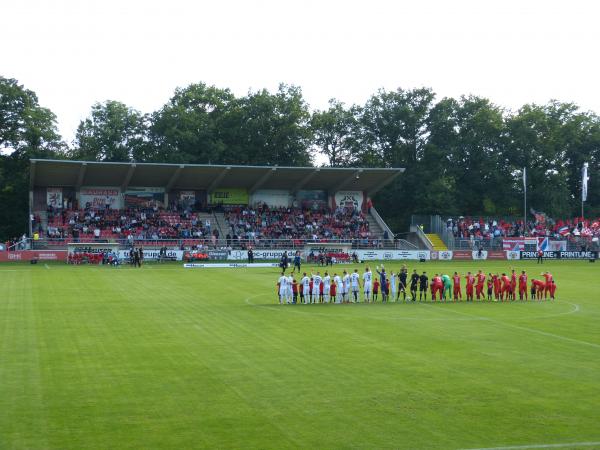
[223,204,379,247]
[42,205,219,245]
[447,216,600,244]
[27,203,383,249]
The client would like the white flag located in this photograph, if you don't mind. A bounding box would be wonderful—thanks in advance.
[582,163,589,202]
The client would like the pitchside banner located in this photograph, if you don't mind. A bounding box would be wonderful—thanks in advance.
[520,251,598,260]
[118,249,183,260]
[356,250,430,261]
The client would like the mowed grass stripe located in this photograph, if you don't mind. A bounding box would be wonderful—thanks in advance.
[1,261,599,449]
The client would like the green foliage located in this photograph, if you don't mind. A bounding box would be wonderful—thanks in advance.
[2,76,600,239]
[0,77,64,240]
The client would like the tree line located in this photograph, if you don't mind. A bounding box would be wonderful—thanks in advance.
[1,75,599,240]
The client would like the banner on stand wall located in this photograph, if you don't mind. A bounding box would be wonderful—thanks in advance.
[46,187,63,208]
[520,251,598,260]
[118,249,183,260]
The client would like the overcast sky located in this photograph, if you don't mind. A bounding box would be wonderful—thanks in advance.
[3,0,600,144]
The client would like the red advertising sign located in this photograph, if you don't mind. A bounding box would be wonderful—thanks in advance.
[487,250,506,260]
[0,251,67,262]
[452,250,472,260]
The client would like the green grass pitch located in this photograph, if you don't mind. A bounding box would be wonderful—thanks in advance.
[1,260,599,450]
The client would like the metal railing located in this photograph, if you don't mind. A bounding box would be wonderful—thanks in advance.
[15,236,419,251]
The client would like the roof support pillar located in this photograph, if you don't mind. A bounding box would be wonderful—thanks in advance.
[291,168,320,194]
[29,160,36,190]
[75,162,87,190]
[249,166,277,194]
[166,165,184,191]
[121,164,136,191]
[207,166,231,193]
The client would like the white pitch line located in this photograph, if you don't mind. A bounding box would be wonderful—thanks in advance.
[459,440,600,449]
[422,303,600,350]
[44,264,50,270]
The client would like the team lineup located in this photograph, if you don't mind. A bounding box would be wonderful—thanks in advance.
[276,265,558,304]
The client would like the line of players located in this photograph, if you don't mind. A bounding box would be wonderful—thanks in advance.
[276,266,557,304]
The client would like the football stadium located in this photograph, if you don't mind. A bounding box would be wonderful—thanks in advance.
[2,158,600,450]
[3,2,600,449]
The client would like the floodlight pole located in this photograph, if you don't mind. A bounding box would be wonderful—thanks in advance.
[523,167,527,237]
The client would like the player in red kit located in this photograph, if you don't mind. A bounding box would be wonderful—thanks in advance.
[500,273,511,301]
[543,272,553,299]
[465,272,475,302]
[549,280,557,299]
[487,274,494,301]
[518,270,528,301]
[431,274,443,301]
[532,279,545,301]
[475,270,486,301]
[452,272,462,302]
[493,274,501,301]
[510,270,517,301]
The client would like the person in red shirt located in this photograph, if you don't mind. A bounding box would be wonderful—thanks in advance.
[493,274,502,301]
[532,279,545,301]
[309,278,314,303]
[452,272,462,302]
[292,279,299,304]
[549,280,557,299]
[543,272,553,299]
[431,274,443,302]
[500,273,511,301]
[373,279,380,302]
[487,273,494,301]
[465,272,475,301]
[518,270,528,301]
[330,280,337,301]
[510,269,517,301]
[319,281,324,304]
[475,270,486,301]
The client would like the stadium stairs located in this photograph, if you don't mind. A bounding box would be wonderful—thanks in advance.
[425,233,448,251]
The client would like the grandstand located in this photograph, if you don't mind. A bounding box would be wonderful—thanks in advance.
[28,159,420,252]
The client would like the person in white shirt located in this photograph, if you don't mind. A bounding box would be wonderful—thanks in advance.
[333,273,343,303]
[287,274,294,304]
[301,273,311,304]
[342,271,351,303]
[278,273,289,304]
[351,269,360,302]
[390,271,397,301]
[312,272,322,303]
[363,267,372,302]
[322,272,331,303]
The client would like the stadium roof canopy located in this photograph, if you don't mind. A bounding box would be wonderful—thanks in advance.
[30,159,404,195]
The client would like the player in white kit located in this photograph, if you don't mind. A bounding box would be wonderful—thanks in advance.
[312,272,322,303]
[300,273,311,304]
[333,273,342,303]
[287,274,294,304]
[351,269,360,302]
[363,267,372,302]
[342,271,350,303]
[389,271,397,302]
[322,272,331,303]
[278,272,289,304]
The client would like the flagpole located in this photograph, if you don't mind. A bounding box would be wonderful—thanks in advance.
[523,167,527,236]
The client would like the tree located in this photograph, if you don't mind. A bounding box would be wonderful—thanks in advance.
[221,84,313,166]
[150,83,234,164]
[311,100,358,167]
[73,100,148,162]
[0,77,64,240]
